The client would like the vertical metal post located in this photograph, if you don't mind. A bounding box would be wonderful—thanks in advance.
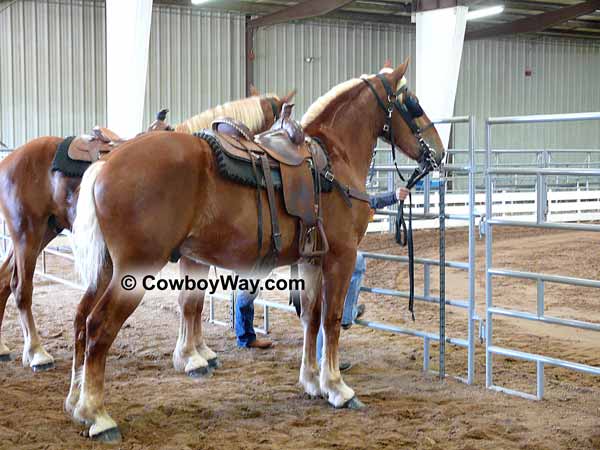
[485,120,494,389]
[230,290,236,329]
[536,280,545,318]
[245,16,255,97]
[439,172,446,381]
[209,295,215,323]
[423,336,430,372]
[467,116,476,385]
[264,304,270,334]
[424,173,431,215]
[536,360,545,400]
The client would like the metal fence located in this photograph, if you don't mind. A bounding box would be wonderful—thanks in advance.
[355,116,479,384]
[484,111,600,400]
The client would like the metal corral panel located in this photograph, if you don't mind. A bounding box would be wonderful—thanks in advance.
[455,36,600,150]
[143,5,246,127]
[254,19,416,119]
[0,0,106,148]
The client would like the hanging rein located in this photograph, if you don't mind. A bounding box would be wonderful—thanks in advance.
[361,74,440,320]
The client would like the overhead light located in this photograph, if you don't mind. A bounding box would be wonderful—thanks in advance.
[191,0,209,5]
[467,5,504,20]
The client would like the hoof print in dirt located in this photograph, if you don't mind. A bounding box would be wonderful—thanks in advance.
[32,362,55,372]
[91,427,122,444]
[187,366,211,378]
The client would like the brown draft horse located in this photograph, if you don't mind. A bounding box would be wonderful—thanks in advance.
[0,92,294,372]
[68,61,444,441]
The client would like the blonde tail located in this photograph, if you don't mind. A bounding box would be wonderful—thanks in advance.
[71,162,106,288]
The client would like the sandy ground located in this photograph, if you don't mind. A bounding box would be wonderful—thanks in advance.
[0,227,599,450]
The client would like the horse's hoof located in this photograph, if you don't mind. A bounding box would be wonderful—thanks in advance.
[91,427,122,443]
[0,353,12,362]
[207,357,219,369]
[187,366,210,378]
[32,362,55,372]
[339,396,366,410]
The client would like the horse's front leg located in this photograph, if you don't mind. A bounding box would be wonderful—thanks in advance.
[173,257,214,376]
[320,251,364,409]
[298,262,323,397]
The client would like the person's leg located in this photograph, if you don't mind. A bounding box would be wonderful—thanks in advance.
[235,288,258,347]
[341,252,367,329]
[316,325,324,364]
[234,287,272,349]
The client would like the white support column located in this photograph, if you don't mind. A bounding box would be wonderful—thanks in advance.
[106,0,153,138]
[416,6,468,149]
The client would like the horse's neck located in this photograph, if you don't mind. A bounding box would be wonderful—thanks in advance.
[310,99,384,183]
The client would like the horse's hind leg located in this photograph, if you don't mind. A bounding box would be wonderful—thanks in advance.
[298,262,323,397]
[73,270,147,442]
[173,257,212,376]
[65,261,112,416]
[12,225,57,371]
[0,250,14,361]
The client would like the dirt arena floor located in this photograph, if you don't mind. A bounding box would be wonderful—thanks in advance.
[0,226,599,449]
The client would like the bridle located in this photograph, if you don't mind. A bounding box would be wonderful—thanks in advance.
[361,73,442,320]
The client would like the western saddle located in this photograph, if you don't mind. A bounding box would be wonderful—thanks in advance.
[210,103,330,268]
[67,109,173,163]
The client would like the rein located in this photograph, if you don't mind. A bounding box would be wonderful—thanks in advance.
[361,74,440,320]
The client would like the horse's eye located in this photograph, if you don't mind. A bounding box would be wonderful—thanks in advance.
[405,96,424,118]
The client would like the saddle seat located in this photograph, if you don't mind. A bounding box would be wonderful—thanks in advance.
[209,104,330,260]
[68,126,123,163]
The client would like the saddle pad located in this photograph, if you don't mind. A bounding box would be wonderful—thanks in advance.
[196,131,333,193]
[51,136,91,178]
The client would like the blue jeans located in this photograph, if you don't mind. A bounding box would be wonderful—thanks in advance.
[234,288,260,347]
[316,253,366,363]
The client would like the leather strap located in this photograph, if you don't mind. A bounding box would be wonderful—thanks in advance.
[259,154,282,254]
[249,152,264,257]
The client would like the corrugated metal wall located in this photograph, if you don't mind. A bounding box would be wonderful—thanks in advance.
[254,19,416,118]
[143,5,245,127]
[455,37,600,150]
[0,0,245,147]
[1,0,599,151]
[0,0,106,148]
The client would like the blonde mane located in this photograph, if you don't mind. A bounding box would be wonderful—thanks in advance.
[300,72,407,128]
[175,96,269,134]
[300,78,362,127]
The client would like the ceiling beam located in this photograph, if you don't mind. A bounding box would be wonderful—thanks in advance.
[248,0,354,29]
[466,0,600,40]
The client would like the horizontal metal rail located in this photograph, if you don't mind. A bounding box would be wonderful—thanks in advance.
[488,307,600,332]
[488,111,600,125]
[360,286,470,309]
[489,167,600,177]
[488,268,600,288]
[489,345,600,376]
[360,251,469,270]
[487,219,600,232]
[354,319,469,347]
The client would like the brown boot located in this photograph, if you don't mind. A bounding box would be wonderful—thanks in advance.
[247,338,273,349]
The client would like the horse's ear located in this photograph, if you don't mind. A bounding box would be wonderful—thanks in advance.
[249,84,260,96]
[282,89,297,103]
[394,58,409,80]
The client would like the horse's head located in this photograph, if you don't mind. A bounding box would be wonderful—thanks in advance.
[256,89,296,129]
[362,60,445,169]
